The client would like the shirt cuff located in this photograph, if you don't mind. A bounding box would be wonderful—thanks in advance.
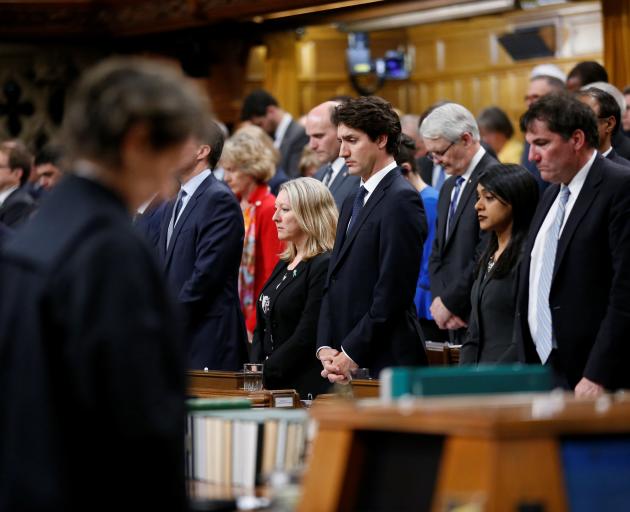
[316,346,332,359]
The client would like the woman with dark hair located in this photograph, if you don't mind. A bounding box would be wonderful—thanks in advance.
[460,163,539,364]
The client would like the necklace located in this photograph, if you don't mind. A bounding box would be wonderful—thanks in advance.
[487,255,495,273]
[275,267,299,290]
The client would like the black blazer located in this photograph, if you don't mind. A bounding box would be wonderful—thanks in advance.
[460,264,519,365]
[429,151,498,321]
[316,167,428,376]
[314,163,360,211]
[251,252,331,398]
[0,175,187,511]
[279,119,309,178]
[514,155,630,390]
[605,148,630,167]
[0,186,36,228]
[159,173,249,370]
[612,130,630,160]
[418,156,434,186]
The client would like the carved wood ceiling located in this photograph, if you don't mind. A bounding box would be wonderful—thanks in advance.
[0,0,465,39]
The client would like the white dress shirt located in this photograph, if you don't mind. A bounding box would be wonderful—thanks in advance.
[0,185,18,207]
[273,113,292,149]
[528,150,597,348]
[326,157,346,187]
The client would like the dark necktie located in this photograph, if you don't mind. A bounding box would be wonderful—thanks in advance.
[447,176,465,237]
[322,164,334,188]
[166,189,187,249]
[347,186,367,233]
[173,189,187,225]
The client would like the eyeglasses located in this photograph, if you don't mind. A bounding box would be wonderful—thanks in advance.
[428,140,456,162]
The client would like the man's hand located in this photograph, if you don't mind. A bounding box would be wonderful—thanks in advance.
[318,347,339,380]
[322,351,358,384]
[575,377,605,398]
[430,296,453,329]
[445,314,467,330]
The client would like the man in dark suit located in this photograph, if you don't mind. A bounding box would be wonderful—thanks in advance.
[159,121,248,371]
[515,93,630,397]
[0,57,208,512]
[317,96,428,382]
[577,87,630,167]
[0,144,36,227]
[420,102,499,343]
[306,100,359,209]
[241,89,308,178]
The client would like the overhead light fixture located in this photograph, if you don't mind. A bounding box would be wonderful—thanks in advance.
[251,0,385,22]
[341,0,515,32]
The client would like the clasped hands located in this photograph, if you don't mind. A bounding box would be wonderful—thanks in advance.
[430,296,467,330]
[319,347,358,384]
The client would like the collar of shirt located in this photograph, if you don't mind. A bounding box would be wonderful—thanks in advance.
[178,169,211,218]
[0,185,18,206]
[602,146,613,158]
[273,113,292,149]
[328,157,346,183]
[137,194,157,215]
[562,149,597,223]
[451,145,485,199]
[360,159,398,204]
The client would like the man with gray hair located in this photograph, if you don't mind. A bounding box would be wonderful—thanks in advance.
[420,102,498,342]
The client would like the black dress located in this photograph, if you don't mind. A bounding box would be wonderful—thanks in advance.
[251,252,331,398]
[460,259,520,365]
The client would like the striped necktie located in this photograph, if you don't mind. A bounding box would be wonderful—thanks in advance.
[534,185,571,363]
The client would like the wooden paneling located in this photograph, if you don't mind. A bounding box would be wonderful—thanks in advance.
[244,2,603,134]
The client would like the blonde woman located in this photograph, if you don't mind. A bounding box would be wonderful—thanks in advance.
[250,177,338,398]
[222,130,283,337]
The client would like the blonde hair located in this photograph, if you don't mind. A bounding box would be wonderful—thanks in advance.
[221,129,275,183]
[236,124,281,165]
[278,177,338,261]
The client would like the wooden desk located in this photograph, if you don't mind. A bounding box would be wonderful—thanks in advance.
[299,394,630,512]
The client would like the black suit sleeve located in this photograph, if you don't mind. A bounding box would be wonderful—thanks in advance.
[264,255,329,382]
[583,178,630,387]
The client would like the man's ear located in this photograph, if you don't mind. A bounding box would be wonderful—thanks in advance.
[197,145,211,162]
[376,134,388,150]
[571,129,586,151]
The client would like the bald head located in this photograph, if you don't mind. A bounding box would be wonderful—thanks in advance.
[400,114,426,158]
[305,101,341,165]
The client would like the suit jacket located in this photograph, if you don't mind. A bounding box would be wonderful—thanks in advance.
[268,166,290,196]
[0,186,36,228]
[159,174,248,370]
[279,119,309,178]
[418,156,434,186]
[314,163,360,211]
[316,167,428,375]
[514,155,630,390]
[251,252,332,398]
[612,130,630,160]
[134,197,167,250]
[0,175,187,512]
[429,152,498,321]
[606,148,630,167]
[460,264,519,365]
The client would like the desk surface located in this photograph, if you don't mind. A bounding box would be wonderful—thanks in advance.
[308,393,630,438]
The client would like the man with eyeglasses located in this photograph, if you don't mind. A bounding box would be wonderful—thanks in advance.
[420,102,498,344]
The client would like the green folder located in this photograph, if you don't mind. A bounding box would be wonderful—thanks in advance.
[186,397,252,411]
[381,365,553,399]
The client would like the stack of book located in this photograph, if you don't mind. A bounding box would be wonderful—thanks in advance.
[186,400,310,489]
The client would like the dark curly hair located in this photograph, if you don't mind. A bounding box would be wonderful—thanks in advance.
[332,96,401,157]
[520,92,599,149]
